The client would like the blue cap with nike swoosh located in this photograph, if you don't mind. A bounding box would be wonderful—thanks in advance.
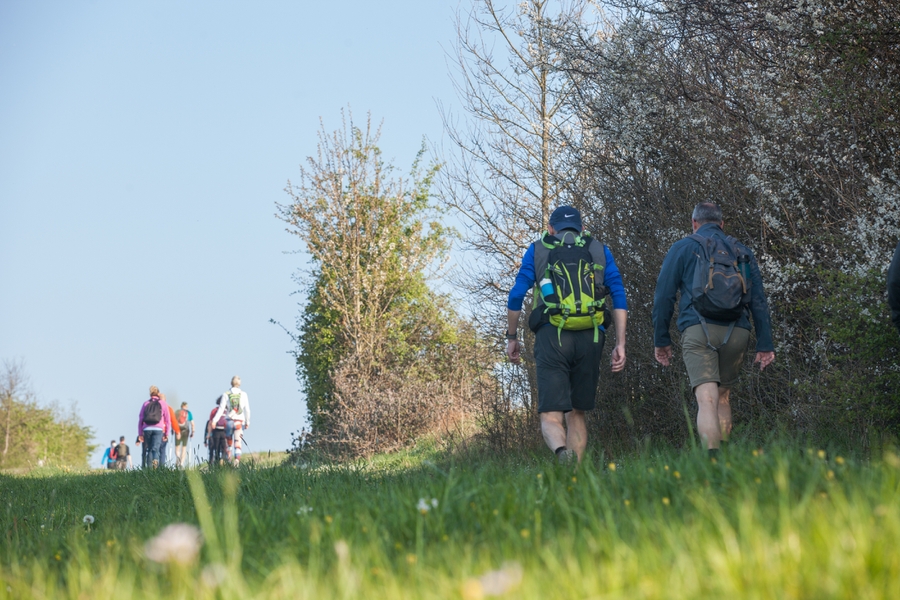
[548,206,583,232]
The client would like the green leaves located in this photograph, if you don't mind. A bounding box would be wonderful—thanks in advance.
[278,112,485,457]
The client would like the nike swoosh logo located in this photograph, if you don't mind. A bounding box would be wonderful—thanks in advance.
[565,213,575,218]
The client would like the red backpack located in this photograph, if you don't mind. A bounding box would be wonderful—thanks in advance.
[176,409,188,426]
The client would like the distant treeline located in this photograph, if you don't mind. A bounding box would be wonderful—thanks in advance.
[1,361,94,470]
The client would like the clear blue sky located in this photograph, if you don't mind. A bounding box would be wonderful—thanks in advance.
[0,1,463,458]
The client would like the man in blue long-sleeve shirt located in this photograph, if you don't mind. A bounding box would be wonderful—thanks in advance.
[887,240,900,335]
[506,206,628,463]
[652,202,775,456]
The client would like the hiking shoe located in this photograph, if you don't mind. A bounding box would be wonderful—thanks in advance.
[557,449,577,465]
[151,459,159,469]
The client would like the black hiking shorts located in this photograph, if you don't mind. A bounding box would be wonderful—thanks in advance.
[534,325,605,413]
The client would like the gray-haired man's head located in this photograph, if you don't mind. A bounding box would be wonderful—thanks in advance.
[692,202,723,224]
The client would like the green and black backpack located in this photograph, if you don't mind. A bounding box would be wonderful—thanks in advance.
[528,230,610,343]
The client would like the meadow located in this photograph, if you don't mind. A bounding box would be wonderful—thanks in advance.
[1,439,898,599]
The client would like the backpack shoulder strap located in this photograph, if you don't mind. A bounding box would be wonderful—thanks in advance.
[584,233,606,271]
[533,234,557,283]
[687,233,714,258]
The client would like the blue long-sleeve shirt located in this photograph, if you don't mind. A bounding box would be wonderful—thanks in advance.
[888,240,900,334]
[507,241,628,312]
[652,223,774,352]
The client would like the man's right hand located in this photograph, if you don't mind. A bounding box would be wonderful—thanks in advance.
[754,351,775,370]
[655,346,673,367]
[506,339,522,364]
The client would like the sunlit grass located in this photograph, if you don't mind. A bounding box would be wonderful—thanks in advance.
[1,439,898,598]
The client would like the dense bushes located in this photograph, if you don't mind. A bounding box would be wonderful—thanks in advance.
[278,113,491,459]
[443,0,900,454]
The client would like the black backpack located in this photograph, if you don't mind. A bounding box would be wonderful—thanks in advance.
[689,233,751,347]
[143,398,163,425]
[116,443,128,459]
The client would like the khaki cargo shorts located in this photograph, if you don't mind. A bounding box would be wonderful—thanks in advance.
[682,323,750,389]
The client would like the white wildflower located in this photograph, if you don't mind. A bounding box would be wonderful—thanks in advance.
[144,523,203,565]
[334,540,350,564]
[417,497,438,514]
[201,563,228,588]
[464,562,524,597]
[83,515,95,525]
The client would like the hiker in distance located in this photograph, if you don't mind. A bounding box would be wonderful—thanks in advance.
[205,396,229,465]
[652,202,775,457]
[174,401,194,468]
[211,376,251,466]
[100,440,117,469]
[137,385,172,469]
[506,206,628,464]
[158,392,180,468]
[115,435,132,470]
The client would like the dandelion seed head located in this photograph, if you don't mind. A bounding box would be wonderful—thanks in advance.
[469,561,523,597]
[144,523,203,565]
[83,515,95,525]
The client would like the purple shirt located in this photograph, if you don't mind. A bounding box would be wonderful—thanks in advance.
[138,396,173,437]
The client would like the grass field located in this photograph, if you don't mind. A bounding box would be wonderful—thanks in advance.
[2,439,899,599]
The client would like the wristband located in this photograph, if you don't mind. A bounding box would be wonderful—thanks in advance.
[505,332,518,340]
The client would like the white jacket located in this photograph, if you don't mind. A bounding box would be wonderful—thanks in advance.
[212,387,250,427]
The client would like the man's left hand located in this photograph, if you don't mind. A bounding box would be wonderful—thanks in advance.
[506,339,522,364]
[611,344,626,372]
